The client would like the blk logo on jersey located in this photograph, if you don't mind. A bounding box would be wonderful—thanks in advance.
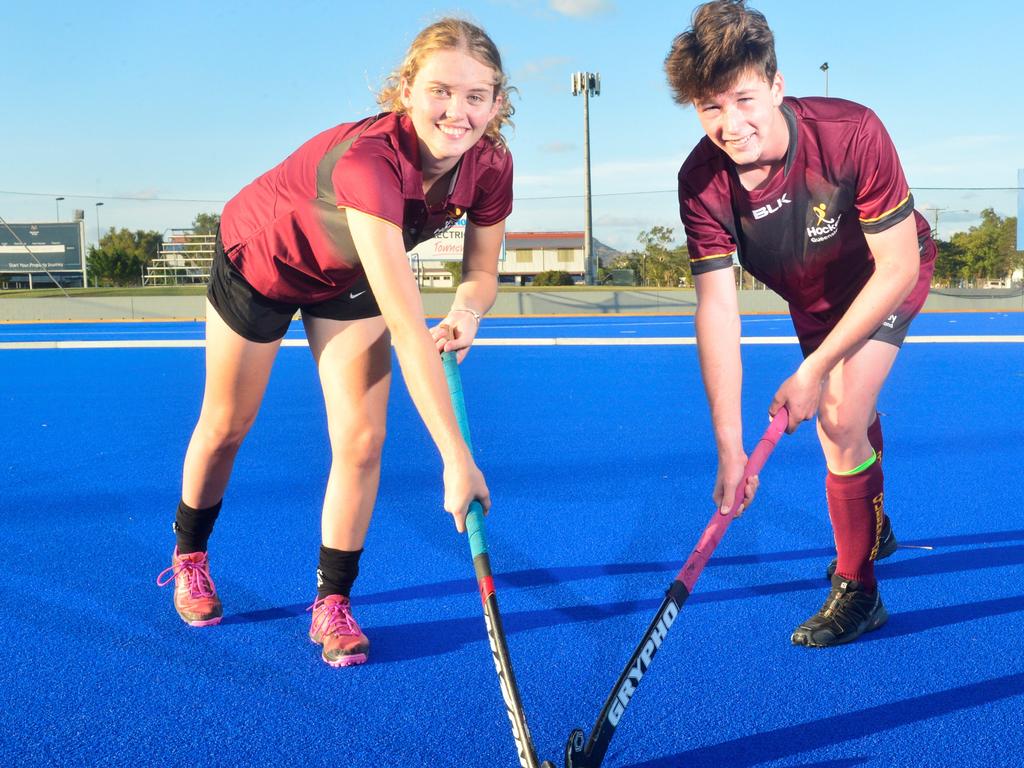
[752,193,791,220]
[807,202,841,243]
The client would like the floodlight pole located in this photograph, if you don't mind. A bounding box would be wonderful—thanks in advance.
[572,71,600,285]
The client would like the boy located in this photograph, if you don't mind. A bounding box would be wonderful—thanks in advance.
[666,0,935,646]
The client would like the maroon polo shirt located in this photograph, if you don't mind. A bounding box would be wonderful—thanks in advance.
[220,112,513,304]
[678,96,935,315]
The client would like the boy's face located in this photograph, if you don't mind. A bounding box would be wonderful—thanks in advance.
[693,69,787,172]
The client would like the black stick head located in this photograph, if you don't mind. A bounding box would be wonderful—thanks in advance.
[565,728,589,768]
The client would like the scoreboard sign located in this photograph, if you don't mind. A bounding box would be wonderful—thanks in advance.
[406,216,506,264]
[0,222,86,274]
[407,216,468,263]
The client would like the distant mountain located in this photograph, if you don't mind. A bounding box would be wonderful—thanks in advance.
[593,239,625,268]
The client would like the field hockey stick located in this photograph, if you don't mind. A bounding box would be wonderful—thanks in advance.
[442,351,556,768]
[564,407,789,768]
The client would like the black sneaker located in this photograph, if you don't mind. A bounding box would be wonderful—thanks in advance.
[825,514,897,580]
[791,574,888,647]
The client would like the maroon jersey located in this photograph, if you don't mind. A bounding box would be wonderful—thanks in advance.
[220,112,513,304]
[678,97,935,314]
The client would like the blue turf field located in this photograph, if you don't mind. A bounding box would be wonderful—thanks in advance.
[2,313,1022,767]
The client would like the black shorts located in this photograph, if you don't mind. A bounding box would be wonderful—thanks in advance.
[790,256,936,358]
[206,235,381,343]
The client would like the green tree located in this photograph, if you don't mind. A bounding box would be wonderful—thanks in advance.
[442,261,462,285]
[609,252,643,285]
[87,246,148,286]
[633,226,691,287]
[932,238,966,287]
[946,209,1018,286]
[87,228,163,286]
[533,270,575,286]
[191,212,221,235]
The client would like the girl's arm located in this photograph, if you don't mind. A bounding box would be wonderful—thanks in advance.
[345,207,490,532]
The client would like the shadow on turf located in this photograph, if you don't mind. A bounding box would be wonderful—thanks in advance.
[359,528,1024,606]
[220,605,307,625]
[621,672,1024,768]
[220,534,1024,658]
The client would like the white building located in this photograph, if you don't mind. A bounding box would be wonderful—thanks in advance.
[407,226,617,287]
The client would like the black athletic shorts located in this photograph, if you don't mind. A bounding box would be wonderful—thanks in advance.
[790,256,936,358]
[206,234,382,343]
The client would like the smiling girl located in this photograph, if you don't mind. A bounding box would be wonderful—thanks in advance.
[157,18,514,668]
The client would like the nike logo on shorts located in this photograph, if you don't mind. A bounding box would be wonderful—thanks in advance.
[349,290,367,299]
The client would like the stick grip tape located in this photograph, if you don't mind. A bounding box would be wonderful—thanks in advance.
[442,352,488,558]
[677,407,788,592]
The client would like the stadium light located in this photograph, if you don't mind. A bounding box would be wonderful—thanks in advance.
[819,62,829,97]
[55,197,65,221]
[571,71,600,285]
[95,202,104,245]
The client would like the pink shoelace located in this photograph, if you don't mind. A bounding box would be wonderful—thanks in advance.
[308,597,361,638]
[156,555,218,598]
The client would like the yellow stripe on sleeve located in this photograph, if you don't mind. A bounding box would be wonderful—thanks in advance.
[690,250,736,263]
[859,193,911,224]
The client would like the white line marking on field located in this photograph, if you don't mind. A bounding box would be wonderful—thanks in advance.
[2,335,1022,350]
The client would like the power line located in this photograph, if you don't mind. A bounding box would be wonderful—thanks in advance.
[0,186,1020,205]
[0,190,226,204]
[519,186,1023,202]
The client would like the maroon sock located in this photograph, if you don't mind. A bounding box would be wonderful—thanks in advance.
[867,413,884,461]
[826,460,884,590]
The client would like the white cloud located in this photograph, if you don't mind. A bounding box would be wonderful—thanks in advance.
[516,56,572,81]
[550,0,613,18]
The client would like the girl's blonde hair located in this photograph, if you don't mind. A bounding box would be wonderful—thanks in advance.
[377,18,515,149]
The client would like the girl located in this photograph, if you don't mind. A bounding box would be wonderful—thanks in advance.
[157,18,514,667]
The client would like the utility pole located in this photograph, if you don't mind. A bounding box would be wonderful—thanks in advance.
[95,201,104,245]
[571,71,600,285]
[923,207,970,240]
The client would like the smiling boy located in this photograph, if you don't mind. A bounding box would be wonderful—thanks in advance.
[666,0,936,646]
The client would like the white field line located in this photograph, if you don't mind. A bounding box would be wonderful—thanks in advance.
[2,335,1023,350]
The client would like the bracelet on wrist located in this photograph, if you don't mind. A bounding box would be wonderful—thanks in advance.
[450,306,481,324]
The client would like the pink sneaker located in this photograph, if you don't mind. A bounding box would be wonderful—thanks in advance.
[308,595,369,667]
[156,548,223,627]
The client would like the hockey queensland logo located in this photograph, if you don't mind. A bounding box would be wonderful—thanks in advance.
[807,202,842,244]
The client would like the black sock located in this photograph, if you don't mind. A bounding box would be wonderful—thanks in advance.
[317,545,363,599]
[173,499,222,554]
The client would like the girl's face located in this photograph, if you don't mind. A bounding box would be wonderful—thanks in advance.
[401,48,502,171]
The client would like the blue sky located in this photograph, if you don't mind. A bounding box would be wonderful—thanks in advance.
[2,0,1021,251]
